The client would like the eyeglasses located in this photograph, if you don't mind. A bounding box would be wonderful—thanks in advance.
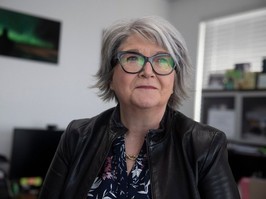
[115,51,177,76]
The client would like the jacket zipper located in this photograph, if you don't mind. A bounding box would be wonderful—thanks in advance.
[145,131,155,199]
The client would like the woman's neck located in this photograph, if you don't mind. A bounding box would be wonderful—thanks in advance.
[119,105,166,136]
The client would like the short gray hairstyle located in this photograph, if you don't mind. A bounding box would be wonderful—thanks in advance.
[92,16,192,109]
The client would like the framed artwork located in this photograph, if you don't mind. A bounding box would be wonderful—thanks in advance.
[0,7,61,64]
[257,73,266,89]
[208,73,224,90]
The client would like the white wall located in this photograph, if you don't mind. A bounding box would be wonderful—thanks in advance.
[0,0,169,158]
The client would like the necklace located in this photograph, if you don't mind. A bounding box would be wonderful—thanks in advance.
[125,153,137,161]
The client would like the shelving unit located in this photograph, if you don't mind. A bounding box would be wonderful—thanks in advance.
[201,89,266,145]
[201,89,266,182]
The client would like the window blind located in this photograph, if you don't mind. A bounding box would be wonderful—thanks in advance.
[202,8,266,88]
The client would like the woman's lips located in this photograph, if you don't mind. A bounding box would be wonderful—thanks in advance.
[136,85,157,89]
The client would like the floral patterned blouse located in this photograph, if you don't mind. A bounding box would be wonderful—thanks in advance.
[87,135,151,199]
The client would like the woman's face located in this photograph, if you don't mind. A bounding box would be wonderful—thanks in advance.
[110,33,175,110]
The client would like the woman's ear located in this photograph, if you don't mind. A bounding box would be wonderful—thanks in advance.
[110,80,114,90]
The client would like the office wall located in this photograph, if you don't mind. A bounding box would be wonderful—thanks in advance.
[0,0,169,158]
[1,0,266,159]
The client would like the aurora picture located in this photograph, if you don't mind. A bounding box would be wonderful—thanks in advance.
[0,7,61,64]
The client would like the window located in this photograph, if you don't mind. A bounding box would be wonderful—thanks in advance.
[201,8,266,88]
[194,8,266,121]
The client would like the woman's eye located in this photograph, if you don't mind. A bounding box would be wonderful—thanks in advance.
[154,57,168,66]
[126,56,139,62]
[158,58,168,64]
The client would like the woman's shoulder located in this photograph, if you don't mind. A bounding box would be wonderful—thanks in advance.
[171,109,227,151]
[172,111,228,170]
[172,109,226,139]
[64,107,116,137]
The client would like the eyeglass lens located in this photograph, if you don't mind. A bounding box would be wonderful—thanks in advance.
[118,52,175,75]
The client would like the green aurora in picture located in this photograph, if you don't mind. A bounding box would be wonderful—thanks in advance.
[0,7,61,64]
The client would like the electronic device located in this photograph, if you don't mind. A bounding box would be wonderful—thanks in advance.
[9,127,64,181]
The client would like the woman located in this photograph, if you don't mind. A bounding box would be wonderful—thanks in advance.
[39,16,240,199]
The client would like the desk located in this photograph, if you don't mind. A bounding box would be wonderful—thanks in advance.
[228,144,266,183]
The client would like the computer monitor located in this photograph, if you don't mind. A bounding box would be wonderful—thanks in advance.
[9,128,64,180]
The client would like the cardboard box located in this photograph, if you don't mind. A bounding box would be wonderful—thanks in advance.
[239,177,266,199]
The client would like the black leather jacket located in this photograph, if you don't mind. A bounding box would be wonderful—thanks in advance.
[39,106,240,199]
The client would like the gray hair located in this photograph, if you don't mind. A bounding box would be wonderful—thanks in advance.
[92,16,192,109]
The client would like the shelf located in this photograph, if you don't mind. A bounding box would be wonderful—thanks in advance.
[202,89,266,92]
[201,89,266,145]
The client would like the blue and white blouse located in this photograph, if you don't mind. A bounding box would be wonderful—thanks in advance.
[87,135,151,199]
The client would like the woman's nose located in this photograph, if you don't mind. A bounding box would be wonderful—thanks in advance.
[139,61,155,77]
